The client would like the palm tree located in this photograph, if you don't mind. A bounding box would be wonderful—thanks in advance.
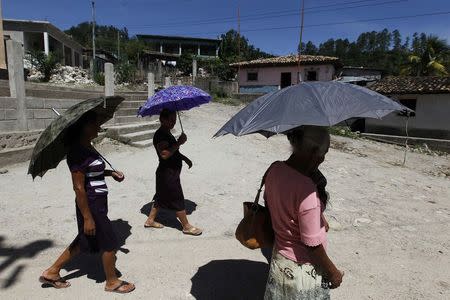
[401,35,449,76]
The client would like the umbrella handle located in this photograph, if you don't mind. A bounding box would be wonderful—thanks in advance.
[177,110,184,133]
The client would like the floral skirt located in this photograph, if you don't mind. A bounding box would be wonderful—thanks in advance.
[264,251,330,300]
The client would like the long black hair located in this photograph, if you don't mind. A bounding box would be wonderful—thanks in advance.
[64,111,98,148]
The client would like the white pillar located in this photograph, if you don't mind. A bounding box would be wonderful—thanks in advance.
[192,59,197,79]
[43,32,49,55]
[178,43,182,55]
[164,76,171,88]
[6,40,27,130]
[147,72,155,98]
[197,44,201,56]
[160,43,163,53]
[0,0,6,69]
[104,63,114,96]
[215,46,219,57]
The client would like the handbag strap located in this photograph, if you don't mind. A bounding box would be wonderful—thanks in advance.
[253,162,277,206]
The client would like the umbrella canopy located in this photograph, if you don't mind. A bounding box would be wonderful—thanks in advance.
[28,96,124,179]
[214,81,410,138]
[137,85,211,117]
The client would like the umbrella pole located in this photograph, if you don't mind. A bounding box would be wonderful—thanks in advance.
[177,110,184,133]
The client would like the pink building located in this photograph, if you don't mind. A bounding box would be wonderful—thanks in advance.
[232,55,341,94]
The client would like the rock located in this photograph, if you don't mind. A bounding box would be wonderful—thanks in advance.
[352,218,372,227]
[0,169,8,174]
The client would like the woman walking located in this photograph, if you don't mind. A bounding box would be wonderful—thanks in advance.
[144,109,202,236]
[39,111,135,294]
[264,126,343,299]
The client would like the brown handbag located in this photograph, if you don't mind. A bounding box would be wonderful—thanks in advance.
[235,165,274,250]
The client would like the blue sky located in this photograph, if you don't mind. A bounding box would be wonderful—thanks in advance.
[4,0,450,55]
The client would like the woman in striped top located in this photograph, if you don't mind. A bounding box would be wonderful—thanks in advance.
[39,111,135,294]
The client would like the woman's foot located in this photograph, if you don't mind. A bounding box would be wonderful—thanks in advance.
[105,280,135,294]
[182,225,203,236]
[144,221,164,229]
[39,269,70,289]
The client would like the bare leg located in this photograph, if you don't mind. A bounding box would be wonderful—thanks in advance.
[103,251,135,293]
[176,210,202,235]
[144,205,163,228]
[41,240,80,286]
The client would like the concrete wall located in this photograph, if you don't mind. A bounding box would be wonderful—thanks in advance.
[365,93,450,139]
[237,64,335,93]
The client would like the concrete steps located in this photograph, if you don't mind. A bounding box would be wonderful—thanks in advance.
[105,121,159,148]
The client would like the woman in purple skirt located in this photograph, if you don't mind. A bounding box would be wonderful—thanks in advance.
[144,109,202,236]
[39,111,135,294]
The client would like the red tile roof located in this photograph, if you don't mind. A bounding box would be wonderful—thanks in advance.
[369,76,450,95]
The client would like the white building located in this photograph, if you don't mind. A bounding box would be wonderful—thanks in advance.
[367,76,450,139]
[4,19,84,67]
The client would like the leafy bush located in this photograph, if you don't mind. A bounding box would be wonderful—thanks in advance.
[93,72,105,86]
[328,126,359,139]
[115,62,136,84]
[28,50,61,82]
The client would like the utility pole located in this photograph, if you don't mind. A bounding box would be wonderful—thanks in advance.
[237,5,241,77]
[91,1,96,74]
[0,0,6,69]
[117,31,120,61]
[297,0,305,83]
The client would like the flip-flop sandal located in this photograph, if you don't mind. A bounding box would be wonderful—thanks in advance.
[39,276,71,289]
[105,281,135,294]
[183,227,203,236]
[144,222,164,229]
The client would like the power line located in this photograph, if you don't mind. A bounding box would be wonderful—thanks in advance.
[164,11,450,37]
[124,0,403,28]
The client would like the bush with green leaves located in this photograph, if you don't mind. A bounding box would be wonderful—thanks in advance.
[28,50,61,82]
[93,72,105,86]
[115,62,136,84]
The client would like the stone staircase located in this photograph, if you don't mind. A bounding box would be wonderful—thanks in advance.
[105,121,159,148]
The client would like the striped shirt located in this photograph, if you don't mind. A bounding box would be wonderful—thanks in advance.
[67,145,108,199]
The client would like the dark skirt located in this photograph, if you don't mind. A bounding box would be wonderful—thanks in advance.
[73,196,119,253]
[153,167,185,211]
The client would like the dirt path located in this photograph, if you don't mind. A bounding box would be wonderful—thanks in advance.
[0,103,449,299]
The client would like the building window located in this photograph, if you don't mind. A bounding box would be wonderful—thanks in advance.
[397,99,417,117]
[247,72,258,81]
[307,71,317,81]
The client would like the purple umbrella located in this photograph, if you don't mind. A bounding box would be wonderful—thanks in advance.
[138,85,211,132]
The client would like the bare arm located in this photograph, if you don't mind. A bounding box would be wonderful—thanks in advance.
[72,171,96,236]
[308,244,343,288]
[157,133,187,160]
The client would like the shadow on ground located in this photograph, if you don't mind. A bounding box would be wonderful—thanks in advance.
[190,259,269,300]
[140,199,197,231]
[61,219,132,284]
[0,236,53,289]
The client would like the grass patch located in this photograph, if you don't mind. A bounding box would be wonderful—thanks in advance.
[212,97,242,106]
[329,126,359,139]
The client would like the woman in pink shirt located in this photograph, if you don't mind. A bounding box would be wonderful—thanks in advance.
[264,126,343,300]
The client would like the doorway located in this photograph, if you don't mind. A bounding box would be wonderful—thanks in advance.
[280,72,292,88]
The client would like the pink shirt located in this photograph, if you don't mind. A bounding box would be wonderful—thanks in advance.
[264,161,327,264]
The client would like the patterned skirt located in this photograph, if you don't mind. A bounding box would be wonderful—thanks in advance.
[264,251,330,300]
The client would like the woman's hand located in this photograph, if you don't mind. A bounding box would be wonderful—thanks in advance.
[177,133,187,145]
[328,269,344,289]
[112,171,125,182]
[322,214,329,232]
[84,216,96,236]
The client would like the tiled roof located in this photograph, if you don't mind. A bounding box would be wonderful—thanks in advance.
[230,54,340,67]
[369,76,450,95]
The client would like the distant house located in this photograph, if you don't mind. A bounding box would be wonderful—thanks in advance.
[3,19,83,67]
[366,76,450,139]
[231,55,341,94]
[337,66,383,86]
[83,48,118,72]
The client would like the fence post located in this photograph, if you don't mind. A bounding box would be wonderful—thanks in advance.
[6,39,27,131]
[148,72,155,98]
[104,63,114,96]
[192,58,197,84]
[177,79,182,86]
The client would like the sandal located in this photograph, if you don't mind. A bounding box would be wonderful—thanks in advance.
[183,226,203,236]
[39,276,71,289]
[144,221,164,229]
[105,281,135,294]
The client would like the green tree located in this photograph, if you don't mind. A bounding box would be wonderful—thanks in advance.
[28,50,61,82]
[401,34,449,76]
